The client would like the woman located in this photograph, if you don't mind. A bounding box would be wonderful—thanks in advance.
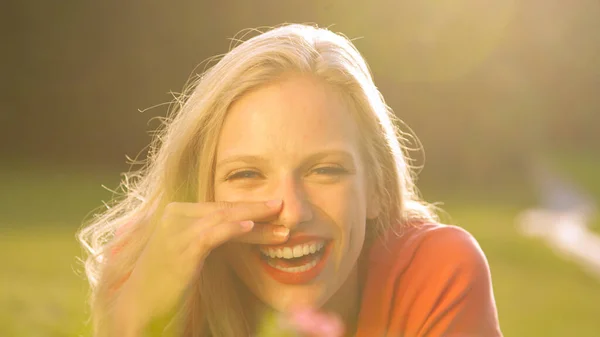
[79,24,502,336]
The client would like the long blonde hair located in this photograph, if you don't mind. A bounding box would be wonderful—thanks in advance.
[78,23,437,336]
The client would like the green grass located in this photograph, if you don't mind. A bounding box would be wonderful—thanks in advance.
[0,165,119,337]
[0,227,92,337]
[1,164,600,336]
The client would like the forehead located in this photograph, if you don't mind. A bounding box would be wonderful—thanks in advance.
[216,75,362,160]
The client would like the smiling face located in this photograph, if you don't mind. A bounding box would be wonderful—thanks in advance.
[211,74,377,312]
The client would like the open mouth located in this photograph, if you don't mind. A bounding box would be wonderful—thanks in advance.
[255,238,332,284]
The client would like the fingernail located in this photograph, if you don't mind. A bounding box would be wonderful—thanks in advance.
[240,220,254,230]
[266,199,283,208]
[273,227,289,238]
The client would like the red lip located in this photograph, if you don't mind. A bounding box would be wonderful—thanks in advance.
[255,239,332,285]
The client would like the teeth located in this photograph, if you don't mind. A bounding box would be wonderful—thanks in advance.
[283,247,293,259]
[267,258,319,273]
[260,241,326,259]
[293,245,303,257]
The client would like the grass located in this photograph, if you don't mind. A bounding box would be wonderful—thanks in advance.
[1,163,600,336]
[0,165,119,337]
[0,227,92,337]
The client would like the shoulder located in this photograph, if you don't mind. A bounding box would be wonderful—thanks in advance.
[357,224,502,336]
[362,222,496,310]
[367,223,489,275]
[413,224,488,270]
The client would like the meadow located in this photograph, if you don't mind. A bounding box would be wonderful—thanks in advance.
[1,161,599,337]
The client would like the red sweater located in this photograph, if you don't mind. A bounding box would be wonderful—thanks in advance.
[355,223,503,337]
[112,222,502,336]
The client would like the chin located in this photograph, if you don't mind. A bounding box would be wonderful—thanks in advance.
[259,282,330,312]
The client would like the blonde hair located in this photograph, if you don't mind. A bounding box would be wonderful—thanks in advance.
[78,23,437,336]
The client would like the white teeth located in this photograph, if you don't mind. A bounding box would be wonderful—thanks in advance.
[293,245,303,257]
[283,247,293,259]
[267,258,319,273]
[260,240,326,259]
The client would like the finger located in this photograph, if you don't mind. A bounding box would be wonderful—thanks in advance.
[164,200,282,219]
[192,220,255,258]
[232,223,290,244]
[201,200,284,227]
[175,200,283,248]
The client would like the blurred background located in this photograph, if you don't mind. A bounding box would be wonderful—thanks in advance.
[1,0,599,336]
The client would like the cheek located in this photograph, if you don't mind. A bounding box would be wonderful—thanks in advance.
[213,184,230,202]
[307,180,368,225]
[315,184,367,273]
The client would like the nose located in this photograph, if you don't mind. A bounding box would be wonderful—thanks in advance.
[274,177,313,229]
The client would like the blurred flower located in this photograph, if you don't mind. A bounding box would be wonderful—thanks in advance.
[257,306,345,337]
[285,306,345,337]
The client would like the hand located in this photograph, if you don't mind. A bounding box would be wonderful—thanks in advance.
[114,200,286,333]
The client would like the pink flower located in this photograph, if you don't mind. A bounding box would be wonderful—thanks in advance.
[282,306,345,337]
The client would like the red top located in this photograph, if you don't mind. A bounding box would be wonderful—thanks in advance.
[112,222,502,336]
[355,223,503,337]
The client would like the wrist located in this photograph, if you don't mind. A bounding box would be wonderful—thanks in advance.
[111,286,147,337]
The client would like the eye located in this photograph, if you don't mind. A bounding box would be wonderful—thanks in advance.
[226,170,261,181]
[312,166,348,176]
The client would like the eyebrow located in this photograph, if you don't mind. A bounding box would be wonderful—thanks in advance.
[215,149,357,170]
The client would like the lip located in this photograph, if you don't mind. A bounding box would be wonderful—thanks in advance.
[255,238,332,285]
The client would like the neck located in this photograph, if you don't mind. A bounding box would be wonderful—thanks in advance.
[323,264,361,335]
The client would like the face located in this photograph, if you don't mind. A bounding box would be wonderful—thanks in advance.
[212,74,377,312]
